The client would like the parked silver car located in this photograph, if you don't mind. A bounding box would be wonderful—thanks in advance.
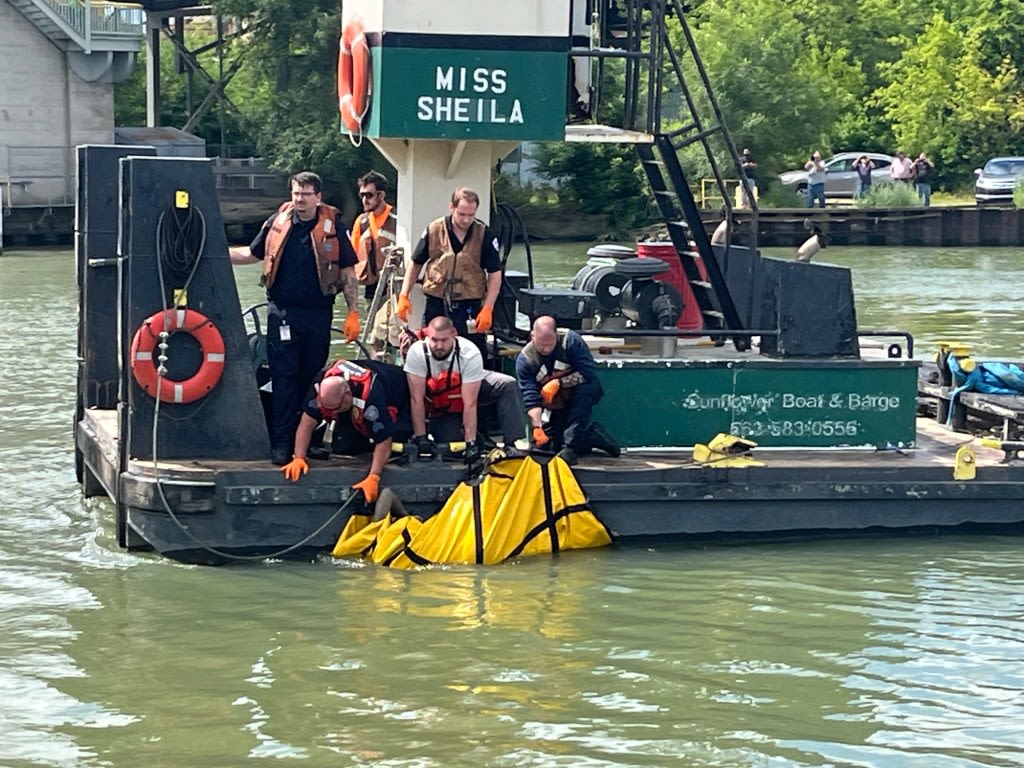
[778,152,895,198]
[974,157,1024,204]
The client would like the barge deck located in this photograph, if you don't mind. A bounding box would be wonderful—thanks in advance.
[78,403,1024,565]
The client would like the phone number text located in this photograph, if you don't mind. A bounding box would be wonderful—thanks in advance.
[730,419,861,438]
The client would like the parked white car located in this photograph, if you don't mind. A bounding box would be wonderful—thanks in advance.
[974,157,1024,204]
[778,152,895,198]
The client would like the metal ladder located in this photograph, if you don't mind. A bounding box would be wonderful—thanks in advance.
[637,137,744,342]
[579,0,757,349]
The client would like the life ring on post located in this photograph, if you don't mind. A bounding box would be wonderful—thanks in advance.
[338,16,370,133]
[130,308,226,405]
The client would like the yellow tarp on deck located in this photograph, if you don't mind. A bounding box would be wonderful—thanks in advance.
[332,455,611,568]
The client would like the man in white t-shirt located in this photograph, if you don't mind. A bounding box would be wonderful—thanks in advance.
[890,151,913,183]
[403,316,524,462]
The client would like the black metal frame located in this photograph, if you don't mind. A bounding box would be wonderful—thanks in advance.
[571,0,759,349]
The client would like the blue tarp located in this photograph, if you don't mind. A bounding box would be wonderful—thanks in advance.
[946,356,1024,425]
[948,357,1024,396]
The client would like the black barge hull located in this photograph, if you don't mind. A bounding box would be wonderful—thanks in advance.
[72,149,1024,565]
[78,408,1024,565]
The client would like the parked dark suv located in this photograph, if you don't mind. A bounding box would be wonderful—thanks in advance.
[974,157,1024,204]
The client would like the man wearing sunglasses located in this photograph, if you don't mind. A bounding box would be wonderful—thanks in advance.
[350,170,398,300]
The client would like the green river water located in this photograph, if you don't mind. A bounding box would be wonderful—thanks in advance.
[1,243,1023,767]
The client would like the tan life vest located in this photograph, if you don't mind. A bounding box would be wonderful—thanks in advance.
[261,202,345,296]
[420,217,487,301]
[352,206,398,285]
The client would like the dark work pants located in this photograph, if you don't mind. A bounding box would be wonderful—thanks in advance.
[549,377,603,453]
[428,371,525,445]
[479,371,526,444]
[266,304,332,450]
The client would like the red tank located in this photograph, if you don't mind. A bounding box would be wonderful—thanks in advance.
[635,241,706,330]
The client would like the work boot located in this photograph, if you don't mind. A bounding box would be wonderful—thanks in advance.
[556,446,578,466]
[588,421,621,458]
[307,445,330,461]
[271,446,291,466]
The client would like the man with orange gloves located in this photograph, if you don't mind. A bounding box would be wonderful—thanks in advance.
[229,171,362,465]
[280,358,412,503]
[395,186,503,355]
[515,315,620,466]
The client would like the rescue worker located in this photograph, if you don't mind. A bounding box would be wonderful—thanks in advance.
[395,186,502,354]
[403,316,525,463]
[229,171,361,465]
[350,170,398,300]
[281,358,412,503]
[516,315,620,466]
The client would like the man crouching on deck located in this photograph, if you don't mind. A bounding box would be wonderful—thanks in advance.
[516,315,620,466]
[403,316,525,464]
[281,359,412,503]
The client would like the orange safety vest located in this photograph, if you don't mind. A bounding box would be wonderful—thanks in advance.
[261,202,346,297]
[423,341,465,415]
[420,217,487,301]
[351,206,398,285]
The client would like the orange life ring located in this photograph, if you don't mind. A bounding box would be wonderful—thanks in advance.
[130,308,226,405]
[338,16,370,134]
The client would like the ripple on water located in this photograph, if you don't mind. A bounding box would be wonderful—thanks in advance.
[3,250,1024,765]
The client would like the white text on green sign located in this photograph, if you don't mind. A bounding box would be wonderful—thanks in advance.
[417,66,524,125]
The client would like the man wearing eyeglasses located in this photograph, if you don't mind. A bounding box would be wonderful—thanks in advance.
[229,171,361,465]
[350,170,398,300]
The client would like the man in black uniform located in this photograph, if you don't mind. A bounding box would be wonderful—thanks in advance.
[281,358,412,503]
[229,171,361,465]
[395,186,503,354]
[516,315,620,465]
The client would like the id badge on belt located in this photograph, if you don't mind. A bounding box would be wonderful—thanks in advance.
[279,322,292,342]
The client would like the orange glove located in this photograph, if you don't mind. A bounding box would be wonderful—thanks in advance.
[343,310,361,342]
[532,426,550,446]
[282,457,309,482]
[396,294,412,322]
[540,379,561,406]
[352,472,380,502]
[474,305,493,333]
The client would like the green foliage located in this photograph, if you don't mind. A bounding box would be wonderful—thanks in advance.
[207,0,388,215]
[115,0,1024,230]
[527,142,658,237]
[854,181,921,208]
[874,14,1024,187]
[757,182,803,209]
[115,0,388,218]
[492,172,544,209]
[114,26,253,155]
[1013,179,1024,209]
[683,0,863,177]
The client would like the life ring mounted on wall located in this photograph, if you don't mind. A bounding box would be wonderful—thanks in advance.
[338,16,370,135]
[130,308,226,405]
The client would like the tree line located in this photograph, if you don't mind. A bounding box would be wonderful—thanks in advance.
[115,0,1024,230]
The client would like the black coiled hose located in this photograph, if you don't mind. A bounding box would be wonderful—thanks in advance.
[489,201,534,344]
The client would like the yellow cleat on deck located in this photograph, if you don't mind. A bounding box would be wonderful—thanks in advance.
[954,445,977,480]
